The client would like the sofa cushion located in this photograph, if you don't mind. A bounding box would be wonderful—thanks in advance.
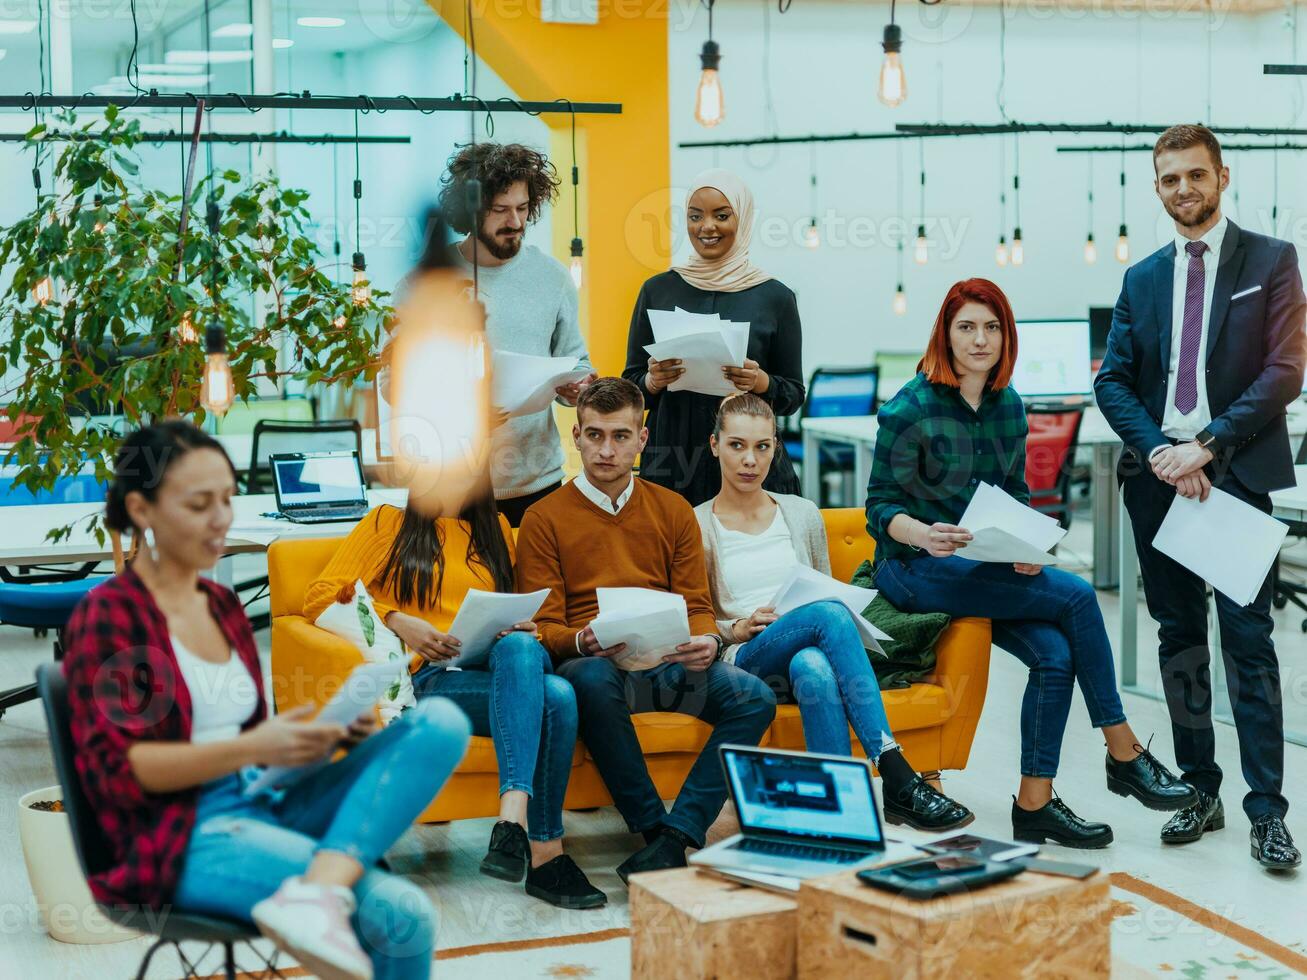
[459,734,586,772]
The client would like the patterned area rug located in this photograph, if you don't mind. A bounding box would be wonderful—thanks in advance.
[221,873,1307,978]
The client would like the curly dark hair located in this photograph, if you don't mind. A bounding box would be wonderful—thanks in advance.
[438,143,560,235]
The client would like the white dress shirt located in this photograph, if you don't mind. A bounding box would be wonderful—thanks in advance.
[572,469,635,515]
[1161,215,1228,442]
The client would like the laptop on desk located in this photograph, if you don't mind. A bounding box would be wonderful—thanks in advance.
[270,451,370,524]
[690,745,919,882]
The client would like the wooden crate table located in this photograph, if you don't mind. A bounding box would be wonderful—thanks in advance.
[797,868,1110,979]
[629,867,798,979]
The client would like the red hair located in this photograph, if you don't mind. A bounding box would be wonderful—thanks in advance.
[917,278,1018,390]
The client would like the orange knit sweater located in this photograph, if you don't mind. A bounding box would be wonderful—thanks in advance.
[514,479,718,661]
[304,505,515,673]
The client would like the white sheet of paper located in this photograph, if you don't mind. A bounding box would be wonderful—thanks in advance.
[644,332,740,397]
[589,587,691,671]
[955,481,1067,564]
[244,661,405,796]
[768,565,892,654]
[491,350,589,418]
[1153,488,1288,606]
[445,588,551,667]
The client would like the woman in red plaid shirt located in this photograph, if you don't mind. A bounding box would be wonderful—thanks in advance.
[63,421,471,980]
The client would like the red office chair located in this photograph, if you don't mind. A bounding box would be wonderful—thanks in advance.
[1025,406,1085,530]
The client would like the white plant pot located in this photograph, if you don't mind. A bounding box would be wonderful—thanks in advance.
[18,786,139,945]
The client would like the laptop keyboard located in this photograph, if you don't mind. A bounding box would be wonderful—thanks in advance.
[730,837,861,864]
[290,507,368,522]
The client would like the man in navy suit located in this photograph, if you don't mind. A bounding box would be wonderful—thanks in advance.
[1096,124,1303,871]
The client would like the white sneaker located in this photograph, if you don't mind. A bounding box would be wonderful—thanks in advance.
[251,876,374,980]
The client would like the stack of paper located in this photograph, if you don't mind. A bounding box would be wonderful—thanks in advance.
[768,566,893,654]
[643,308,750,397]
[1153,488,1288,606]
[955,482,1066,565]
[491,350,591,418]
[588,587,691,671]
[445,588,551,668]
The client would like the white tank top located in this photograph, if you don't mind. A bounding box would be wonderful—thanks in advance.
[172,636,258,744]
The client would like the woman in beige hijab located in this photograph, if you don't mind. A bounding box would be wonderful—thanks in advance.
[622,169,806,505]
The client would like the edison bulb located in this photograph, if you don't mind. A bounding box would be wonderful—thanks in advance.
[878,52,906,108]
[569,255,583,290]
[995,237,1009,268]
[1115,226,1130,264]
[1011,234,1024,267]
[695,68,724,128]
[803,222,820,249]
[179,311,197,343]
[31,276,53,306]
[892,287,907,316]
[1084,235,1098,265]
[200,326,235,416]
[913,230,928,265]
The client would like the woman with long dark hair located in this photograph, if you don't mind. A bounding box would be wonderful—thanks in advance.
[64,420,469,980]
[866,279,1196,848]
[305,489,605,910]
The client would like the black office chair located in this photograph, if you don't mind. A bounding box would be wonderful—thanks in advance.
[35,664,286,979]
[237,419,364,629]
[1272,434,1307,631]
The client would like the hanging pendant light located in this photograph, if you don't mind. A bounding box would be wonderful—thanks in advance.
[351,251,371,305]
[804,149,820,248]
[567,110,585,288]
[1084,233,1098,265]
[877,0,906,111]
[1010,228,1024,267]
[31,275,53,306]
[695,1,724,128]
[199,325,234,415]
[1083,156,1096,264]
[569,238,584,289]
[995,235,1008,267]
[893,139,907,314]
[178,309,197,343]
[350,109,370,305]
[892,283,907,316]
[1115,145,1129,264]
[1009,137,1024,266]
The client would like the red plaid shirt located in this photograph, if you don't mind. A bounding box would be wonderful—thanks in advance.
[62,567,267,909]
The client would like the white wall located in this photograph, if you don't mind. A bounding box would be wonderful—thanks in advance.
[668,0,1307,375]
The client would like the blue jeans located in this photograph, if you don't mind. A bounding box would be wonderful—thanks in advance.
[557,657,776,848]
[411,631,577,841]
[173,697,472,980]
[873,556,1127,779]
[734,600,898,759]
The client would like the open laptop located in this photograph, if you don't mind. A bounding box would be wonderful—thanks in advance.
[690,745,919,881]
[269,451,370,524]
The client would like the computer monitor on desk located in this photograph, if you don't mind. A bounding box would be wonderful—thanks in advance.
[1011,319,1092,404]
[1089,307,1114,362]
[873,351,922,407]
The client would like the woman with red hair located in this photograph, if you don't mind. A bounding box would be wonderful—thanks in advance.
[866,279,1195,849]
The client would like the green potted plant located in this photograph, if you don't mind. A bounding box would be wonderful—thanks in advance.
[0,106,391,540]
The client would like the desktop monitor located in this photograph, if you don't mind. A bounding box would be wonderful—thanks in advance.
[1011,319,1092,399]
[1089,307,1114,361]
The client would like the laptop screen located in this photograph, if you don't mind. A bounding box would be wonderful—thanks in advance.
[723,747,884,848]
[272,453,366,509]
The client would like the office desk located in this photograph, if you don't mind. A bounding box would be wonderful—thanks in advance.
[0,489,407,571]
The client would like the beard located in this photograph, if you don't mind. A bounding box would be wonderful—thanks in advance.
[1165,192,1220,229]
[475,226,523,261]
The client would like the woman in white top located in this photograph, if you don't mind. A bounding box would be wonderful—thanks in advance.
[695,394,973,831]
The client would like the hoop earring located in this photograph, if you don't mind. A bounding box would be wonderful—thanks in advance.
[143,527,158,563]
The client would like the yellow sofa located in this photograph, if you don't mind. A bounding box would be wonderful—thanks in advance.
[269,508,992,823]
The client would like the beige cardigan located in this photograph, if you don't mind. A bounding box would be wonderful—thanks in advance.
[694,492,832,662]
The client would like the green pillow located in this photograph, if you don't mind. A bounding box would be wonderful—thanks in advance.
[851,560,951,689]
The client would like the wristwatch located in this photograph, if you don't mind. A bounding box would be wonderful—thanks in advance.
[1195,429,1219,452]
[707,634,725,660]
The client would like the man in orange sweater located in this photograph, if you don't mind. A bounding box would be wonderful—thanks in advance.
[516,378,776,883]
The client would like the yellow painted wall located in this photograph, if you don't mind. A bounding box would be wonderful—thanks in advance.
[427,0,671,376]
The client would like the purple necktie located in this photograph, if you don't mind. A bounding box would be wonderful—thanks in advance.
[1174,239,1208,415]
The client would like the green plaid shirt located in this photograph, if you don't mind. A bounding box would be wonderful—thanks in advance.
[865,373,1030,562]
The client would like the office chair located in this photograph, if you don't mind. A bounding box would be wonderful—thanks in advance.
[0,473,110,721]
[1024,404,1085,530]
[1272,433,1307,631]
[36,664,286,979]
[781,366,878,507]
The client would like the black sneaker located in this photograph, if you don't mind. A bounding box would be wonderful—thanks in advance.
[616,832,688,885]
[480,821,529,882]
[882,777,975,832]
[1105,740,1198,812]
[1011,796,1114,849]
[526,855,608,909]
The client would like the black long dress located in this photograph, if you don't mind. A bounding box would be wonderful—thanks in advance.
[622,270,806,506]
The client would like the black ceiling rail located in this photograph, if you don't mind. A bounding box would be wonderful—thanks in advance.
[0,130,412,144]
[0,92,622,114]
[1057,142,1307,153]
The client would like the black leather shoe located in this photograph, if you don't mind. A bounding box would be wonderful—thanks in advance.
[1250,815,1302,872]
[480,821,529,882]
[1105,743,1198,812]
[1012,796,1114,849]
[883,777,975,832]
[526,855,608,909]
[616,832,688,885]
[1160,790,1223,844]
